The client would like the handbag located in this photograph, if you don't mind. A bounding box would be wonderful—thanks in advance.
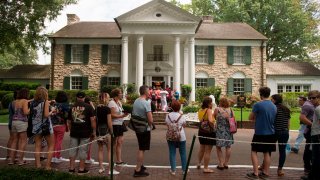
[128,115,148,133]
[122,122,128,132]
[229,110,237,134]
[199,109,214,134]
[41,101,51,136]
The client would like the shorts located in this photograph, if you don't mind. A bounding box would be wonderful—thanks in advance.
[113,125,124,137]
[251,134,276,153]
[11,121,28,133]
[69,137,90,160]
[136,131,151,151]
[97,136,109,146]
[198,130,216,146]
[157,99,161,104]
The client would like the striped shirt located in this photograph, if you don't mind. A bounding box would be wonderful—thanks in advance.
[274,105,290,132]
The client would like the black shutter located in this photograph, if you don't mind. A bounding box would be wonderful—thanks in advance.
[82,76,88,90]
[227,78,234,95]
[208,46,214,64]
[207,78,215,87]
[244,46,252,65]
[100,76,108,90]
[101,45,108,65]
[64,45,71,64]
[227,46,234,65]
[244,78,252,93]
[63,77,70,90]
[83,45,89,64]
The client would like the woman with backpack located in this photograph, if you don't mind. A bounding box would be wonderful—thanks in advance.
[165,100,187,175]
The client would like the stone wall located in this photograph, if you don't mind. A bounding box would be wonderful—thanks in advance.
[195,46,266,96]
[52,44,120,90]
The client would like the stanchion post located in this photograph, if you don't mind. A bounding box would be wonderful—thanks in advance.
[183,134,196,180]
[240,106,243,128]
[110,134,114,180]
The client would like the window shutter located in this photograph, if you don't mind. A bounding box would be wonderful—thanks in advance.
[63,77,70,90]
[227,46,234,65]
[207,78,215,87]
[208,46,214,65]
[227,78,234,95]
[83,45,89,64]
[244,46,252,65]
[101,45,108,64]
[100,76,108,90]
[82,76,89,90]
[64,45,71,64]
[195,45,198,64]
[244,78,252,94]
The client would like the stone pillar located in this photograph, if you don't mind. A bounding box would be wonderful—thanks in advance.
[166,75,171,88]
[188,37,195,102]
[136,35,144,92]
[174,36,181,93]
[183,45,189,84]
[121,35,128,85]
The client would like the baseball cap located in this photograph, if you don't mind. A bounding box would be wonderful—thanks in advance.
[76,91,86,98]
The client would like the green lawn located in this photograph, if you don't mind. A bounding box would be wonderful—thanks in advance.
[233,109,300,130]
[0,114,8,123]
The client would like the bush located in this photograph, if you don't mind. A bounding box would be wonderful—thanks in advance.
[181,84,192,99]
[195,86,222,104]
[282,92,308,108]
[182,105,200,113]
[101,85,121,94]
[1,93,14,109]
[126,93,139,104]
[123,83,136,94]
[0,108,9,115]
[0,82,41,91]
[0,91,13,100]
[122,103,133,113]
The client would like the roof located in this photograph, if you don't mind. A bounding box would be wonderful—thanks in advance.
[195,22,267,40]
[51,22,121,38]
[266,62,320,76]
[0,65,50,79]
[51,21,267,40]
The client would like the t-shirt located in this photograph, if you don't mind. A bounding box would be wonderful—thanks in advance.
[132,97,151,120]
[274,105,291,132]
[96,105,111,136]
[165,112,186,141]
[108,99,124,125]
[311,105,320,136]
[252,100,277,135]
[301,101,315,134]
[50,102,70,126]
[174,91,180,100]
[69,101,94,138]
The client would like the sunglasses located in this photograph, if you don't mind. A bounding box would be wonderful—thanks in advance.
[309,97,317,100]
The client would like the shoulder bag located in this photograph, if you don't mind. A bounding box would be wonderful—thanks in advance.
[199,109,214,134]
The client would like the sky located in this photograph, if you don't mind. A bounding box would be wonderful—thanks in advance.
[37,0,191,64]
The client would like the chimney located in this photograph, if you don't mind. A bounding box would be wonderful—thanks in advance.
[67,14,80,25]
[202,16,213,23]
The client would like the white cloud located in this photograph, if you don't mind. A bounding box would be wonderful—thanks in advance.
[37,0,191,64]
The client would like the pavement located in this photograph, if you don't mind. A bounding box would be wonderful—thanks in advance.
[0,125,306,179]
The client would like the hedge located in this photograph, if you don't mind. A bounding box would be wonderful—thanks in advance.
[195,86,222,104]
[281,92,308,108]
[0,82,41,91]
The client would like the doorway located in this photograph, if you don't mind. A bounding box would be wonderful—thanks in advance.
[152,76,165,89]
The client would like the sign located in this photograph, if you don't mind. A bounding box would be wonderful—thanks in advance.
[237,95,246,108]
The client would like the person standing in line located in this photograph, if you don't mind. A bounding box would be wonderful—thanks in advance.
[197,96,216,173]
[173,89,180,101]
[301,90,320,180]
[271,94,291,176]
[246,87,277,179]
[95,92,119,175]
[291,96,307,153]
[160,88,169,111]
[165,100,187,175]
[108,88,128,166]
[68,91,96,175]
[8,88,30,165]
[155,86,161,110]
[84,97,95,164]
[214,97,234,170]
[132,85,153,177]
[6,90,17,161]
[50,91,70,163]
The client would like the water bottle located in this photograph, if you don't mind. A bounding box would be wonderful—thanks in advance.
[285,144,291,155]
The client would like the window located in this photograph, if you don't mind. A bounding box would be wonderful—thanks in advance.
[233,79,245,95]
[196,78,208,88]
[303,85,311,92]
[71,45,84,63]
[277,85,284,93]
[196,46,208,64]
[286,85,292,92]
[109,45,121,63]
[277,84,311,93]
[233,47,244,64]
[107,77,120,86]
[71,76,83,90]
[295,85,301,92]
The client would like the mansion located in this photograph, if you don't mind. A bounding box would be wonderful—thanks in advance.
[50,0,268,101]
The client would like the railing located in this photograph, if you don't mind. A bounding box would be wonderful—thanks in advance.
[147,54,169,61]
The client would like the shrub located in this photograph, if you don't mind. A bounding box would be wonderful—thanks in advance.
[195,86,222,104]
[1,93,14,109]
[282,92,308,108]
[181,84,192,99]
[101,85,121,94]
[126,93,139,104]
[0,91,12,100]
[0,108,9,115]
[0,82,41,91]
[123,83,136,94]
[182,105,200,113]
[122,103,133,113]
[179,97,188,106]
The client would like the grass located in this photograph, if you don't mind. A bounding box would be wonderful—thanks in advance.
[0,114,8,123]
[233,109,300,130]
[0,166,107,180]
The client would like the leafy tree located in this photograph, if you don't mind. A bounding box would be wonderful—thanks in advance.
[0,0,77,59]
[0,46,37,69]
[171,0,320,61]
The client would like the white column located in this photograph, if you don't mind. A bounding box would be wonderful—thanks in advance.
[183,45,189,84]
[174,36,181,93]
[121,35,128,84]
[167,75,171,88]
[188,37,195,102]
[136,35,144,92]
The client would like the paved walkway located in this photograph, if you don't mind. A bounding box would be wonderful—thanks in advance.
[0,125,305,179]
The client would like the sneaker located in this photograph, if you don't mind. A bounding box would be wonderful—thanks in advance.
[85,158,95,164]
[68,169,75,174]
[246,172,259,180]
[108,169,120,175]
[54,158,63,163]
[183,169,190,175]
[78,169,90,175]
[40,157,47,161]
[58,157,68,161]
[170,169,176,175]
[133,170,149,177]
[141,165,147,171]
[98,168,105,174]
[291,147,299,154]
[300,175,309,180]
[259,172,269,180]
[51,157,56,163]
[115,161,127,166]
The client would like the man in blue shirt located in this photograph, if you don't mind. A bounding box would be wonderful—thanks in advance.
[246,87,277,180]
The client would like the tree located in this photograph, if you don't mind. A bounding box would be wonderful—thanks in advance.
[0,0,77,61]
[171,0,320,61]
[0,47,38,69]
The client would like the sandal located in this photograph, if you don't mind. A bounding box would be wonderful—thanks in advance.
[18,160,28,166]
[203,169,214,173]
[217,166,224,170]
[277,169,284,177]
[99,168,105,174]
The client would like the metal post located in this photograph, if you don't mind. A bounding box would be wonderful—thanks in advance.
[240,107,243,128]
[183,135,196,180]
[110,134,114,179]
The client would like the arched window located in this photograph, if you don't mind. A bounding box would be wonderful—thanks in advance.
[100,70,120,89]
[195,71,215,88]
[63,69,88,90]
[227,72,252,95]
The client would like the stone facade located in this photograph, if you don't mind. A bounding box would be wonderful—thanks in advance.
[52,44,120,90]
[196,46,266,96]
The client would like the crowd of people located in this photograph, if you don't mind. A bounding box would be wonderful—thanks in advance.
[4,85,320,179]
